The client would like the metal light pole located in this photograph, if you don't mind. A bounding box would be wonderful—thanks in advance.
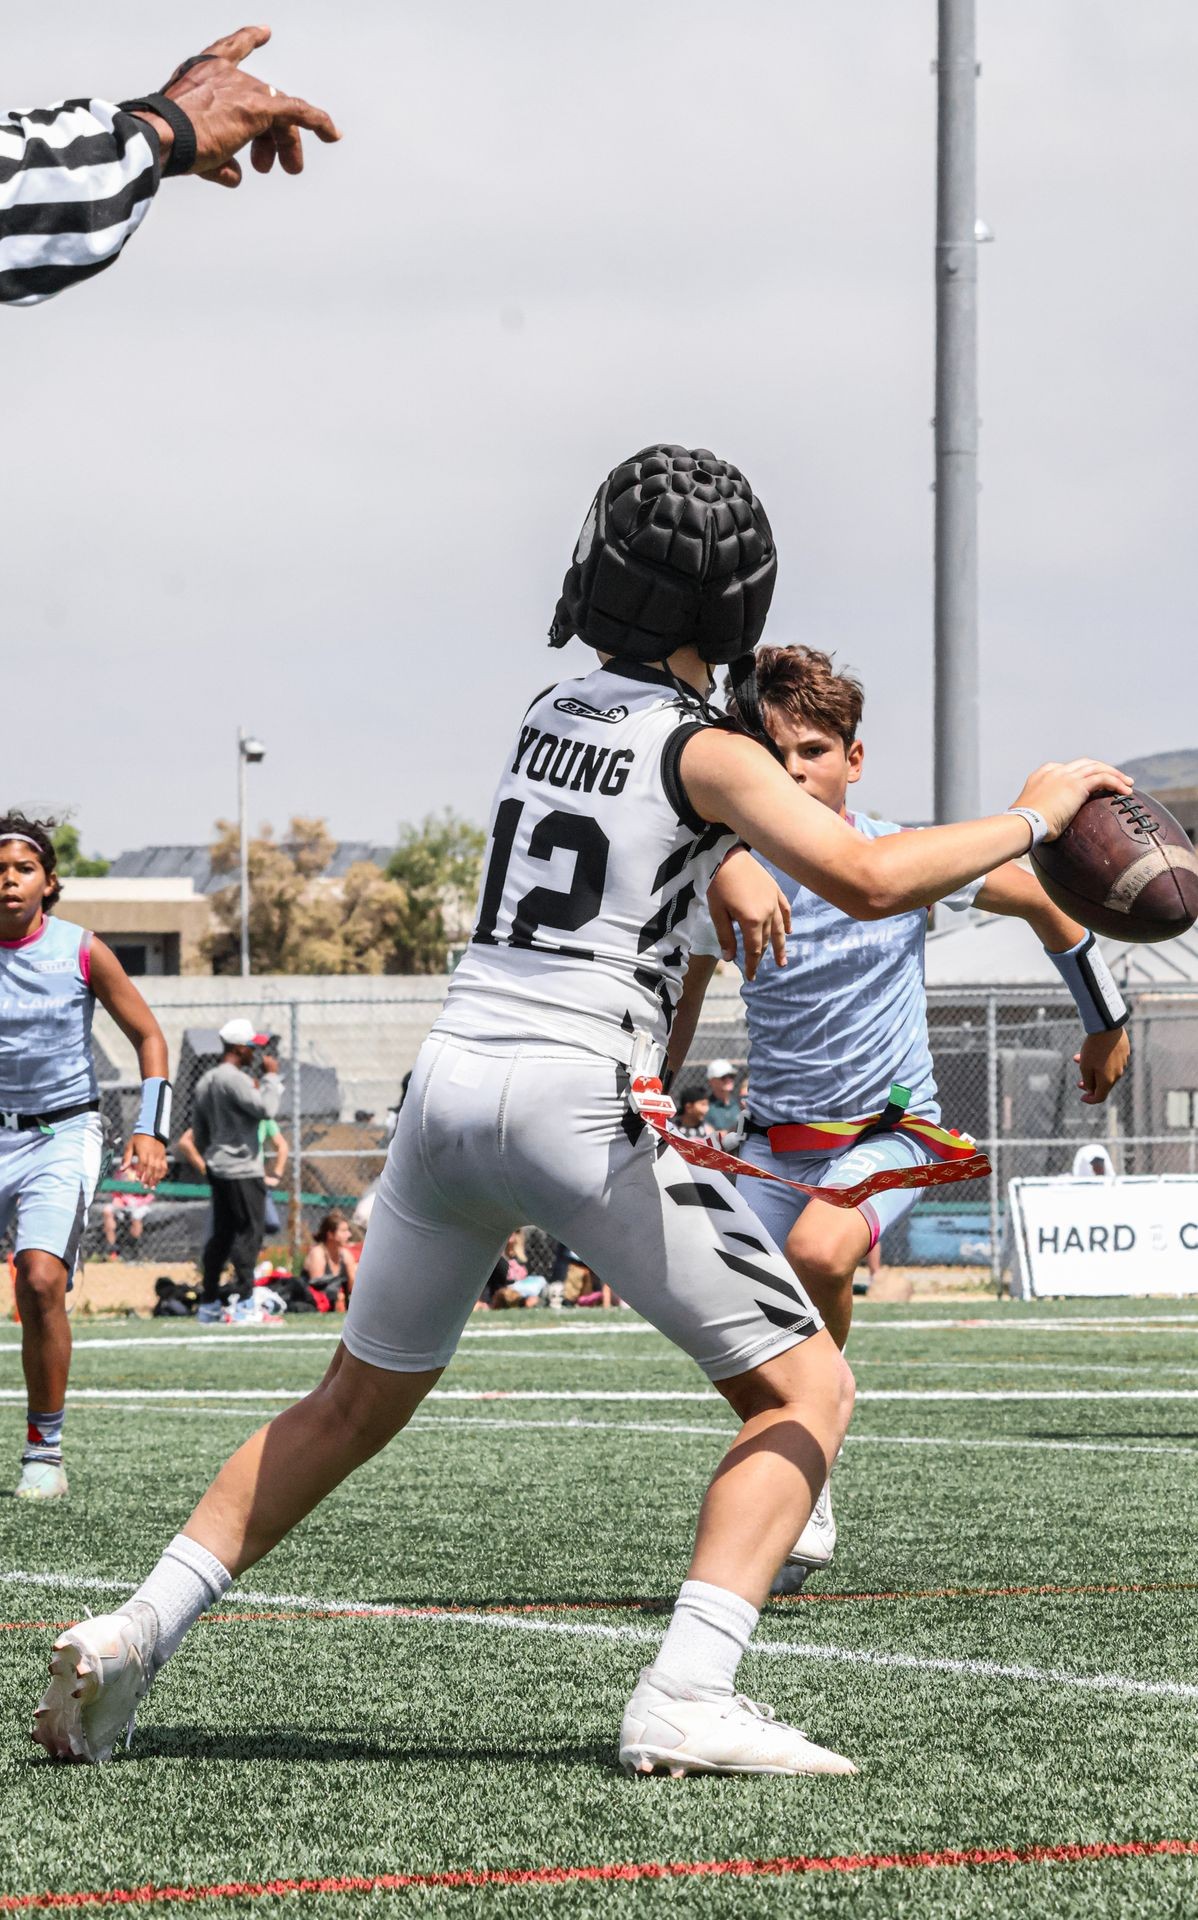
[237,726,266,978]
[933,0,981,824]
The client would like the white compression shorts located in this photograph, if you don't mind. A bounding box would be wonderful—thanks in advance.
[343,1034,823,1381]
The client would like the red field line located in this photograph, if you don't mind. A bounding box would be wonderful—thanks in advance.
[4,1577,1196,1637]
[3,1837,1196,1909]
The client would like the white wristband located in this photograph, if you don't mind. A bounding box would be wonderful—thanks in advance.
[1008,805,1049,849]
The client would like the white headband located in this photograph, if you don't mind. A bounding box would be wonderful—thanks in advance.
[0,834,45,854]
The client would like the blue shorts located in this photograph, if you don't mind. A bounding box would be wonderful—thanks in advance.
[0,1112,104,1280]
[737,1127,934,1254]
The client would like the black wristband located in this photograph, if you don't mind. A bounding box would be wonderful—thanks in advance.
[118,92,198,177]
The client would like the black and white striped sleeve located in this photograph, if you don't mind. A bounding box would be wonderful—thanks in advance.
[0,98,161,308]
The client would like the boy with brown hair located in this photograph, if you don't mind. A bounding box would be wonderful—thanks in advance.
[669,644,1131,1589]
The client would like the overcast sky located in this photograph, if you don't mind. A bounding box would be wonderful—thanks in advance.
[6,3,1197,858]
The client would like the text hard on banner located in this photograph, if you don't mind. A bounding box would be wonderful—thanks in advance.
[1009,1177,1198,1299]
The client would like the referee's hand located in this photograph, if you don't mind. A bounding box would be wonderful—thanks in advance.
[158,25,341,188]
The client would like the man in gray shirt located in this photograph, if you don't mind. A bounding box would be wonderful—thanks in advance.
[189,1019,282,1322]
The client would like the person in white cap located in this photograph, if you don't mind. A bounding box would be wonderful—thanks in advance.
[1071,1141,1115,1180]
[704,1057,742,1134]
[189,1020,280,1322]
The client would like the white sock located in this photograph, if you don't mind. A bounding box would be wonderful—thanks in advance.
[127,1534,232,1668]
[653,1580,759,1698]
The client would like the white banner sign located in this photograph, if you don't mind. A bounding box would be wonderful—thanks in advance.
[1010,1176,1198,1298]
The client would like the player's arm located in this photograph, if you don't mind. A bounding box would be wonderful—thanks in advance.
[679,731,1132,919]
[87,939,171,1188]
[1,29,339,308]
[177,1127,208,1177]
[227,1054,282,1119]
[972,863,1131,1105]
[706,847,790,981]
[268,1128,289,1183]
[666,953,720,1081]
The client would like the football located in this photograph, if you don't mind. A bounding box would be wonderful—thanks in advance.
[1031,787,1198,944]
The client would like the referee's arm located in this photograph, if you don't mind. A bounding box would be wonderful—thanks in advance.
[0,100,162,307]
[1,25,339,309]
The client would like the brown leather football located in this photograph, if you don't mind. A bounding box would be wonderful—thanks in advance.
[1031,788,1198,944]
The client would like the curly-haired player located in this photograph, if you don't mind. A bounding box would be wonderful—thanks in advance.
[669,646,1131,1588]
[0,815,172,1498]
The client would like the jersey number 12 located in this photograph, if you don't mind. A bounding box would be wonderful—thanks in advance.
[473,800,610,949]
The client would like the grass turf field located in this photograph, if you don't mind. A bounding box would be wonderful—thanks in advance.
[2,1298,1198,1918]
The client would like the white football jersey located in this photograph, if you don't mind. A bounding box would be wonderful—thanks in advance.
[439,659,736,1055]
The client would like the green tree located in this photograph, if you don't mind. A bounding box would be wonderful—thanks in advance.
[384,810,485,973]
[52,821,109,878]
[203,815,483,975]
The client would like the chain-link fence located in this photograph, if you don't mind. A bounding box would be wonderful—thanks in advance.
[88,993,435,1275]
[79,981,1198,1288]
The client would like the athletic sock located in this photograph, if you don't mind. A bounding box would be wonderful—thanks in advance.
[652,1579,759,1698]
[24,1408,64,1467]
[127,1533,233,1668]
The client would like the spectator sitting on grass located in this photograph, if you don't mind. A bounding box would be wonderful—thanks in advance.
[483,1230,547,1310]
[575,1269,621,1310]
[302,1210,357,1310]
[101,1189,153,1262]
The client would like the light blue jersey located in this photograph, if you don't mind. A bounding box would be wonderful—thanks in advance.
[0,916,98,1113]
[696,814,978,1126]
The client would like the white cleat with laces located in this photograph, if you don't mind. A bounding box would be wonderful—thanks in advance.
[31,1603,159,1763]
[619,1667,856,1777]
[771,1475,837,1596]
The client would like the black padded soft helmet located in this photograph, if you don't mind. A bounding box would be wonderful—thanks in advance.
[549,444,778,738]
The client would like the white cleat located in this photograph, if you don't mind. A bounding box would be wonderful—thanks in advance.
[14,1460,69,1501]
[31,1604,158,1764]
[619,1667,856,1777]
[771,1474,837,1596]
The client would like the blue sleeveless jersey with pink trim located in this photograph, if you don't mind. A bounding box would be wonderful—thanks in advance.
[695,814,980,1127]
[0,917,97,1110]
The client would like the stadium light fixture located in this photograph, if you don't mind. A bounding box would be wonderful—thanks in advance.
[238,726,267,978]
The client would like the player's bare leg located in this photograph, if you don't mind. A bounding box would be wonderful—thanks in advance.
[688,1330,853,1602]
[182,1346,438,1575]
[14,1251,71,1500]
[15,1251,71,1411]
[621,1331,858,1776]
[31,1346,438,1760]
[784,1200,872,1352]
[757,1205,871,1594]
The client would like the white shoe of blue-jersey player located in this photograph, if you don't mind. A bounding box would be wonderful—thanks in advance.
[771,1475,837,1596]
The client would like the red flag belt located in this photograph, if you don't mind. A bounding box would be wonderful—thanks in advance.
[642,1115,991,1211]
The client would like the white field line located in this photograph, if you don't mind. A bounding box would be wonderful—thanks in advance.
[1,1566,1194,1705]
[0,1325,654,1354]
[38,1403,1198,1458]
[413,1418,1198,1460]
[854,1359,1198,1377]
[9,1384,1198,1407]
[35,1332,1198,1379]
[7,1313,1198,1356]
[0,1337,611,1361]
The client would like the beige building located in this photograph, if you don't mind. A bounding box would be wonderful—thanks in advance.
[53,877,213,976]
